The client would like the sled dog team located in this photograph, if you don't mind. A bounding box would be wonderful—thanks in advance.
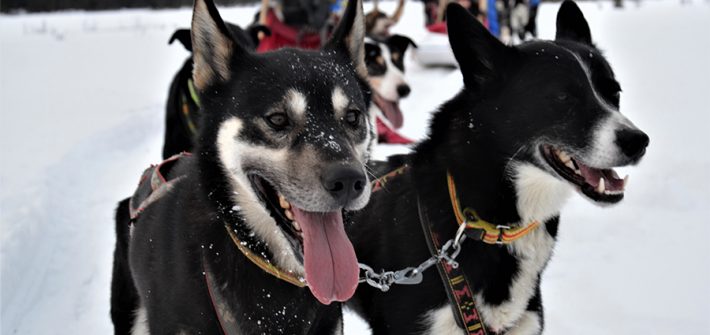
[111,0,649,334]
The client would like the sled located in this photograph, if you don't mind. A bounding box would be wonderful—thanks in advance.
[413,0,457,67]
[256,8,323,52]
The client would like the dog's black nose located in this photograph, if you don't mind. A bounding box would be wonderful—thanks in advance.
[397,84,411,98]
[322,164,366,205]
[615,128,649,160]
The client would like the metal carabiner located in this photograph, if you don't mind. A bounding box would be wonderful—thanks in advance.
[392,267,423,285]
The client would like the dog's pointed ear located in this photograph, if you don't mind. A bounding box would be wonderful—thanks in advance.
[446,3,513,90]
[191,0,246,90]
[247,24,271,48]
[388,34,418,53]
[555,0,592,45]
[169,29,193,52]
[324,0,367,78]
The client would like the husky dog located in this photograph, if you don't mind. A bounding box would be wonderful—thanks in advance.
[347,2,649,334]
[163,23,269,159]
[364,0,406,40]
[109,0,374,333]
[364,35,417,144]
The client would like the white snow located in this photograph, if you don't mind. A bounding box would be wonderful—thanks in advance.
[1,1,709,334]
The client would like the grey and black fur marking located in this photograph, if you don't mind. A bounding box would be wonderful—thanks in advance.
[110,0,372,333]
[347,2,648,334]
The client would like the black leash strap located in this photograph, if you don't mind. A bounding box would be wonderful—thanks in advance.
[417,195,489,335]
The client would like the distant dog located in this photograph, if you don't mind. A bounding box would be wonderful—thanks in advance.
[364,35,417,144]
[348,2,648,334]
[364,0,406,40]
[110,0,374,333]
[162,22,269,159]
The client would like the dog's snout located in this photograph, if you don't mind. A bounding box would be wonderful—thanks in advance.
[397,84,411,98]
[322,164,366,205]
[615,128,649,160]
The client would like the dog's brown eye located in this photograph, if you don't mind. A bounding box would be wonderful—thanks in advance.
[345,110,361,126]
[266,113,289,129]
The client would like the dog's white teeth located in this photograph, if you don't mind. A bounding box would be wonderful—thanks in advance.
[285,209,294,220]
[564,160,575,170]
[597,178,605,193]
[623,175,629,188]
[292,221,301,232]
[557,151,571,163]
[575,169,582,176]
[278,195,290,209]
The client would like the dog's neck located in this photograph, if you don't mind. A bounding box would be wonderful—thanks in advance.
[194,133,284,264]
[412,93,570,228]
[412,147,522,228]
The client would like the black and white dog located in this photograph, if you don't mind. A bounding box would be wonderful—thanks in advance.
[110,0,374,333]
[162,22,269,159]
[347,2,648,334]
[364,35,417,144]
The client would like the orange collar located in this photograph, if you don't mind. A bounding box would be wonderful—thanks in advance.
[446,172,540,244]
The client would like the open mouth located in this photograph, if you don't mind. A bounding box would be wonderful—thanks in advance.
[540,145,628,203]
[248,174,359,305]
[373,93,403,129]
[249,174,304,258]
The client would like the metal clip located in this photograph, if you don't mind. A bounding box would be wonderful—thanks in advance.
[454,221,468,245]
[357,230,469,291]
[392,267,423,285]
[439,239,461,268]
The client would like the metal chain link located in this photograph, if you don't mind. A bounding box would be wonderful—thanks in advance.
[358,223,468,292]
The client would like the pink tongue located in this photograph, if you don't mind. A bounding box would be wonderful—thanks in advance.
[290,207,359,305]
[374,94,404,129]
[578,164,624,191]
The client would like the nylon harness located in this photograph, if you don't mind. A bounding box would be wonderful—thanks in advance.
[179,78,201,137]
[128,155,539,334]
[370,165,540,335]
[127,153,305,334]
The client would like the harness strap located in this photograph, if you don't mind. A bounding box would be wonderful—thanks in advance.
[202,255,229,335]
[179,78,201,137]
[417,195,488,335]
[371,164,410,192]
[129,152,191,220]
[224,224,307,288]
[129,153,305,288]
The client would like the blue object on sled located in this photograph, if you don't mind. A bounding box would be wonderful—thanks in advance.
[487,0,499,37]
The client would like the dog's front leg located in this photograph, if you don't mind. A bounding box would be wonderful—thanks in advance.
[505,285,544,335]
[504,311,542,335]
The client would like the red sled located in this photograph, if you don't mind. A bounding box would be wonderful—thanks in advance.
[257,9,323,52]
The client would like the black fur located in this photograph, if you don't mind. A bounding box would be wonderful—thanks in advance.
[111,0,370,333]
[348,2,646,334]
[126,158,344,334]
[163,23,270,159]
[110,198,138,334]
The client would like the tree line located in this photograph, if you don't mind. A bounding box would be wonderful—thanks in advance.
[1,0,256,13]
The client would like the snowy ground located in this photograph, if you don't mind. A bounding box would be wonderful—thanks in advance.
[1,1,709,334]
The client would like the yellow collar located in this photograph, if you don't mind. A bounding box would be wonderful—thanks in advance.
[446,172,540,244]
[224,224,307,287]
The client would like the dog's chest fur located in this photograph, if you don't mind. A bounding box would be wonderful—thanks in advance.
[427,227,556,335]
[349,158,564,335]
